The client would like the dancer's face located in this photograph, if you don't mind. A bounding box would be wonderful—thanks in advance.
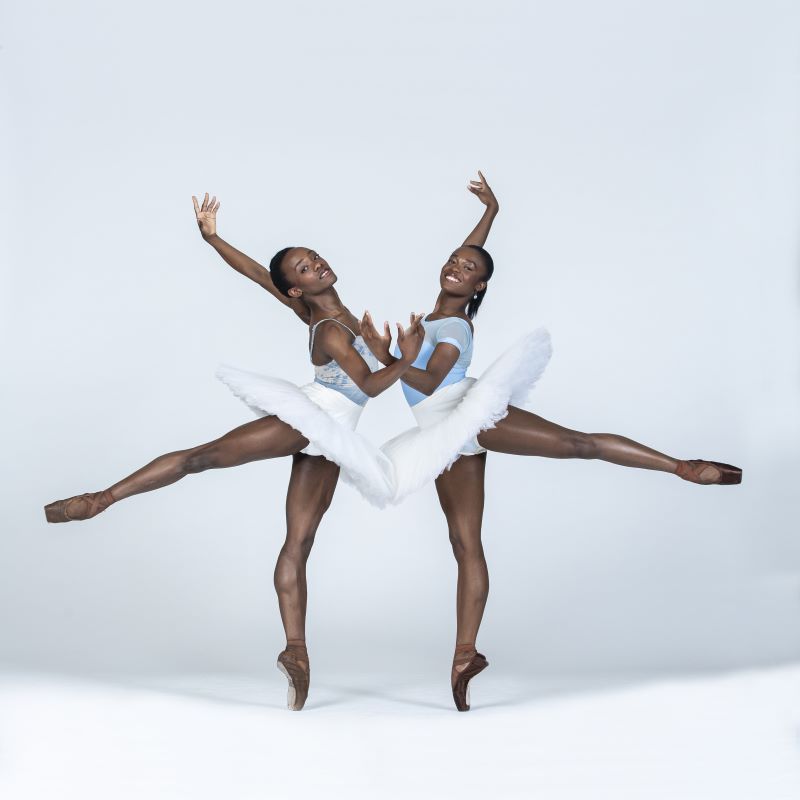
[283,247,337,298]
[439,247,487,298]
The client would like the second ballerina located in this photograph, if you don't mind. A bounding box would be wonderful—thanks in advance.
[359,171,741,710]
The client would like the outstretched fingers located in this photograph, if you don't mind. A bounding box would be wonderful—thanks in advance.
[192,192,220,226]
[468,170,492,196]
[361,309,377,335]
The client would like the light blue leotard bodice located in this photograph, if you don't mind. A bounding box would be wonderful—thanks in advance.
[310,318,381,406]
[396,315,473,406]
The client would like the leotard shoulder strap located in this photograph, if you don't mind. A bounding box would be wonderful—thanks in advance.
[308,318,358,353]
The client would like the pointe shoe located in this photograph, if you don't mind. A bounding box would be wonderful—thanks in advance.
[451,644,489,712]
[44,490,116,523]
[277,643,310,711]
[675,460,742,486]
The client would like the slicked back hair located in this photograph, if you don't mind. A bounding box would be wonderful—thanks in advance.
[464,244,494,319]
[269,247,296,297]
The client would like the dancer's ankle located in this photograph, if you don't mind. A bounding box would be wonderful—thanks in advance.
[453,642,477,664]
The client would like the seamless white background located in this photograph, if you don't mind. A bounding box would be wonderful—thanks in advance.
[1,0,798,677]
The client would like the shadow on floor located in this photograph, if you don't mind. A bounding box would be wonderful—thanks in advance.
[3,668,719,714]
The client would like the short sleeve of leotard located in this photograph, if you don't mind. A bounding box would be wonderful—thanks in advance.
[434,318,472,353]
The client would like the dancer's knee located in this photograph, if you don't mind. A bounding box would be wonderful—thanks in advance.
[182,447,219,474]
[283,529,317,563]
[448,527,484,562]
[568,431,598,459]
[274,536,313,595]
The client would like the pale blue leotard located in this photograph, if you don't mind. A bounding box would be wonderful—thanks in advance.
[395,316,473,406]
[310,318,381,406]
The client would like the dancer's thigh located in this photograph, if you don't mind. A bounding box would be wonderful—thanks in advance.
[435,453,486,541]
[285,453,340,538]
[477,405,589,458]
[190,416,310,470]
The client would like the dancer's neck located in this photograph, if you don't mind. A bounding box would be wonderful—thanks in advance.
[303,288,352,324]
[430,291,469,320]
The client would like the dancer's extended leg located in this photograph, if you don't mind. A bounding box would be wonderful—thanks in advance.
[274,452,340,711]
[435,452,490,710]
[477,406,740,484]
[44,416,309,522]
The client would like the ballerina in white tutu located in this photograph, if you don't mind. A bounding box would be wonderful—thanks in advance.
[360,171,743,711]
[44,193,424,710]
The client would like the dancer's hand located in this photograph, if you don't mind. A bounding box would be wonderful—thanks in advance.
[397,313,425,363]
[361,310,394,365]
[468,171,498,212]
[192,192,220,239]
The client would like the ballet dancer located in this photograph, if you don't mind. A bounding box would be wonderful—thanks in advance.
[360,172,742,711]
[44,193,424,710]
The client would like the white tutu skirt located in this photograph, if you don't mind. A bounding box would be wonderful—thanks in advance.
[381,328,553,504]
[215,365,395,508]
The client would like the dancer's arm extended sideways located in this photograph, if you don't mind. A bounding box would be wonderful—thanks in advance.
[193,193,312,323]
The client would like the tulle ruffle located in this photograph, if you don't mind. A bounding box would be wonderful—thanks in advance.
[381,328,552,503]
[215,365,395,508]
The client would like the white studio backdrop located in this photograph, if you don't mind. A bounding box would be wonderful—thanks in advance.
[1,0,798,676]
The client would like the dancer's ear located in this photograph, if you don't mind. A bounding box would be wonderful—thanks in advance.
[475,281,487,293]
[287,287,303,299]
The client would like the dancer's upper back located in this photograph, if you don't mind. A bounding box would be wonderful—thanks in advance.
[397,315,473,406]
[309,318,381,406]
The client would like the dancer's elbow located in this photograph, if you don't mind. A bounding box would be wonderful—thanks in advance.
[360,380,381,398]
[421,376,445,396]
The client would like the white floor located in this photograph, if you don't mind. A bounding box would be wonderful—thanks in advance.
[1,666,798,800]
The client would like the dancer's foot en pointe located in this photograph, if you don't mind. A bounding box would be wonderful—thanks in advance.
[44,490,116,523]
[277,639,310,711]
[675,460,742,485]
[451,642,488,712]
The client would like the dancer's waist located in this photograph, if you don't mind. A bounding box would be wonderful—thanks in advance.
[409,377,477,429]
[402,370,468,408]
[312,376,369,407]
[301,381,365,430]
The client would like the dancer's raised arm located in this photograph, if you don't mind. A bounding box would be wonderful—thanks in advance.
[192,193,311,323]
[364,172,494,393]
[462,171,499,247]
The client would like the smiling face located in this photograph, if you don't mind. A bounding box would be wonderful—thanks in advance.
[282,247,337,298]
[439,246,488,299]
